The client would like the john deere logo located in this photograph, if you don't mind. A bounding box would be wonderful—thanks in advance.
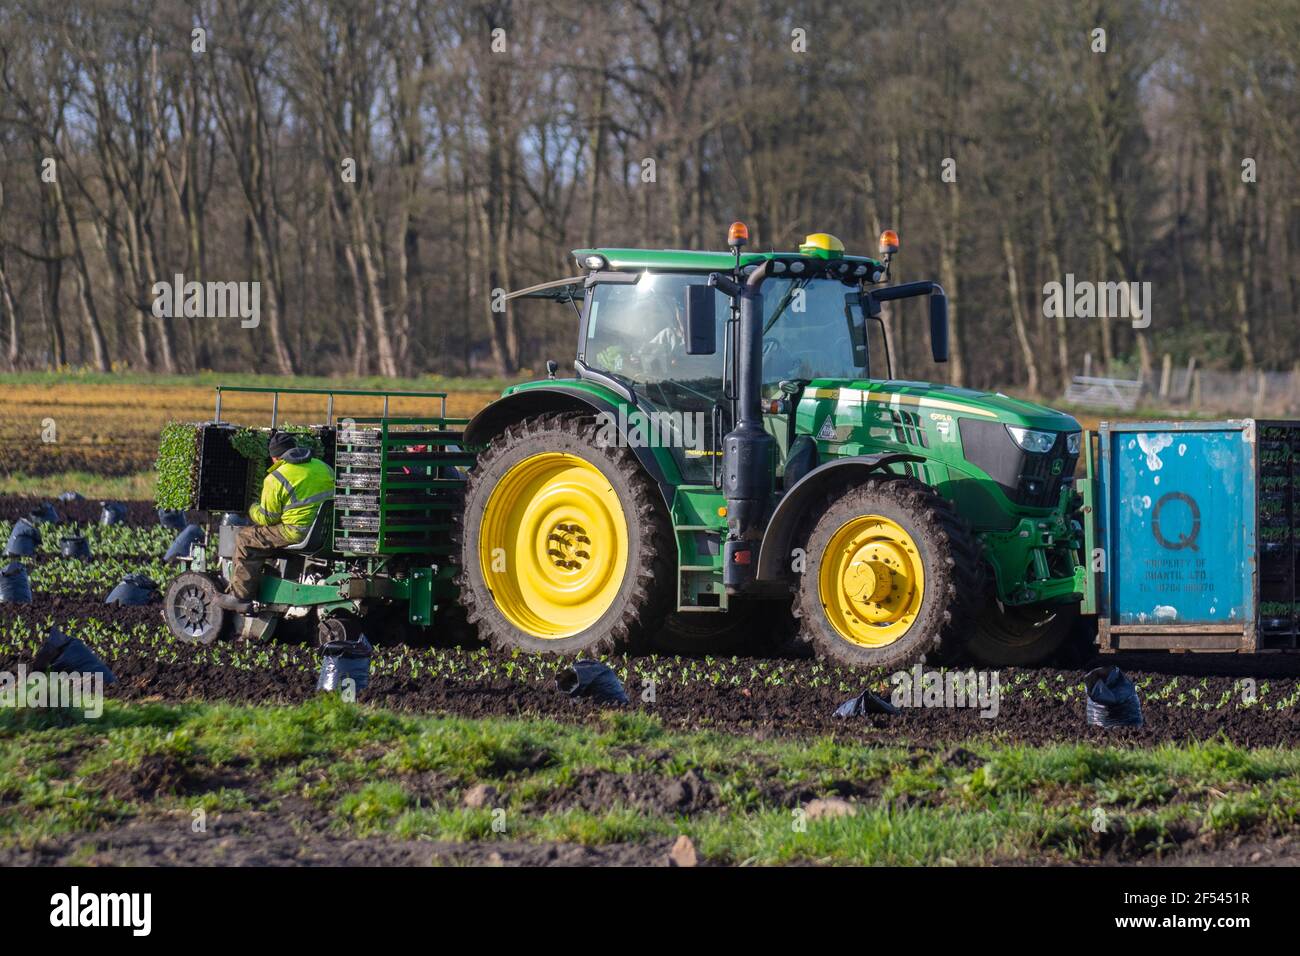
[1051,459,1064,476]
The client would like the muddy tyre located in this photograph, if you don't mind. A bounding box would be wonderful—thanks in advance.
[163,571,228,645]
[967,601,1080,667]
[456,412,673,656]
[651,601,769,656]
[794,478,983,669]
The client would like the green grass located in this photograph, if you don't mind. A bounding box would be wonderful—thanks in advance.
[2,697,1298,864]
[1053,399,1205,422]
[0,471,155,500]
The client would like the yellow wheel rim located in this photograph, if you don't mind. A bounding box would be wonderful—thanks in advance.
[817,514,925,648]
[479,452,629,639]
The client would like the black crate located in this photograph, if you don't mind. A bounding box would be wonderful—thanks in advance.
[313,425,337,469]
[1257,421,1300,649]
[196,424,252,512]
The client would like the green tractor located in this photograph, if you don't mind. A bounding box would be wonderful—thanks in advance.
[161,225,1085,669]
[457,224,1085,667]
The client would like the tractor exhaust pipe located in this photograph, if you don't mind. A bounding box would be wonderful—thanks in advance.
[715,261,775,591]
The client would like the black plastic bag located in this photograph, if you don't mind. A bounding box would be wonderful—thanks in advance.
[835,688,900,717]
[100,501,128,526]
[1085,666,1144,728]
[164,524,205,562]
[59,535,92,560]
[0,562,31,603]
[58,491,84,502]
[317,634,373,693]
[5,518,40,556]
[32,628,117,684]
[556,659,629,705]
[222,512,252,527]
[319,630,372,658]
[317,655,372,693]
[158,508,188,530]
[105,573,161,606]
[28,502,59,524]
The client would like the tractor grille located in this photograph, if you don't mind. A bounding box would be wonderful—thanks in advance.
[1018,438,1078,508]
[958,419,1076,509]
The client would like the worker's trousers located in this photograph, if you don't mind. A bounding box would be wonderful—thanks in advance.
[229,525,296,600]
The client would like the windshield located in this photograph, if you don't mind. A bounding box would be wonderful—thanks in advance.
[757,276,866,388]
[583,272,866,396]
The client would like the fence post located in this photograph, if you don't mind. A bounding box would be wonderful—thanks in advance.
[1083,352,1093,378]
[1158,353,1172,398]
[1191,369,1201,407]
[1253,370,1268,418]
[1181,357,1197,401]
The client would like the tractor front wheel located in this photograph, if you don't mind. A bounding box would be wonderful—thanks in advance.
[794,478,983,669]
[456,412,673,656]
[966,601,1080,667]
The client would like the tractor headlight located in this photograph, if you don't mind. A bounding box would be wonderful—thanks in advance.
[1006,426,1056,454]
[1065,431,1081,455]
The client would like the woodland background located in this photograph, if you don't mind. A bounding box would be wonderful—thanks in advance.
[0,0,1296,399]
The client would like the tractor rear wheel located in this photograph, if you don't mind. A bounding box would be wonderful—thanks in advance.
[794,478,982,669]
[456,412,673,655]
[966,601,1079,667]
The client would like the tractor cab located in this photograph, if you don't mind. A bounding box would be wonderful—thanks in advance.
[554,229,906,487]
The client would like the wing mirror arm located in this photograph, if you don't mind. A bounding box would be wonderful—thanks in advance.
[869,280,949,365]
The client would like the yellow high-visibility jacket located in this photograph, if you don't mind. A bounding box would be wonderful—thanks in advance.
[250,452,335,542]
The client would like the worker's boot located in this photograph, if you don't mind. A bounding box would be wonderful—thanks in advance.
[215,592,253,613]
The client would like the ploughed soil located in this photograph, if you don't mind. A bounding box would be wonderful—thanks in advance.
[4,593,1300,748]
[0,495,166,526]
[2,492,1299,747]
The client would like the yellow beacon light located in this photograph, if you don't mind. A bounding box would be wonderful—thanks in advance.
[799,233,845,259]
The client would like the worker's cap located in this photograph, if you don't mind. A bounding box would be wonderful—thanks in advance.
[268,432,300,458]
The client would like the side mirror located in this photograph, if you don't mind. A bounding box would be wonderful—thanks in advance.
[685,284,716,355]
[843,293,869,369]
[929,290,949,363]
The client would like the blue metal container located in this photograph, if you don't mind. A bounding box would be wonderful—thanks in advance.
[1097,420,1258,651]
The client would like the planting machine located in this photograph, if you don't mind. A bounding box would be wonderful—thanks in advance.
[161,226,1290,666]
